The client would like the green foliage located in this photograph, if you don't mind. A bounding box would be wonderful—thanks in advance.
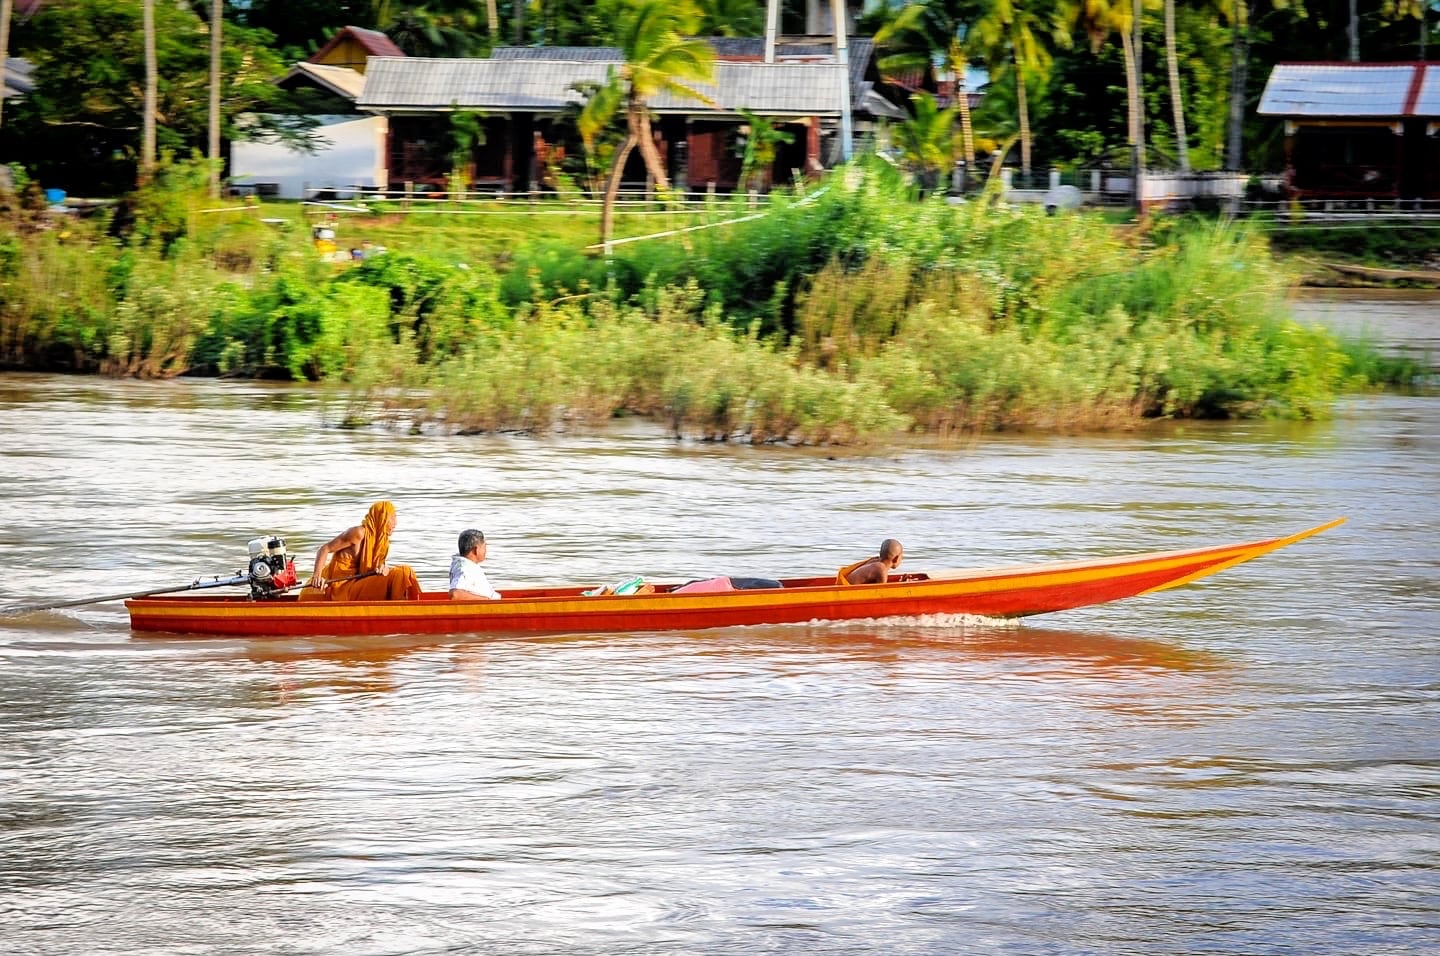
[8,0,289,194]
[1268,226,1440,270]
[0,161,1411,442]
[891,93,961,193]
[694,0,766,36]
[497,240,608,305]
[733,111,796,192]
[448,108,488,180]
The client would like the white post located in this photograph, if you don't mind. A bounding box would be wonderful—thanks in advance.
[764,0,779,64]
[832,0,852,161]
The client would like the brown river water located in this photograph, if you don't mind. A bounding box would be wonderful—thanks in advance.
[1,296,1437,954]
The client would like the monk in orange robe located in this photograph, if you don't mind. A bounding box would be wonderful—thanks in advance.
[300,501,421,602]
[836,538,904,585]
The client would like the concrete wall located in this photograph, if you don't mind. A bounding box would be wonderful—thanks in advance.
[230,115,387,200]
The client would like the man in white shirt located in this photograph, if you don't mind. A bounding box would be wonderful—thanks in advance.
[449,528,501,600]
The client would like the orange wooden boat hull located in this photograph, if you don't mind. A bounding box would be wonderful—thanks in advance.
[126,519,1345,638]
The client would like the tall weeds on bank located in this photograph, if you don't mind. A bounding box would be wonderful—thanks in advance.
[0,155,1394,444]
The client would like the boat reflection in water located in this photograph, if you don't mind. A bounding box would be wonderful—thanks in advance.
[196,617,1225,704]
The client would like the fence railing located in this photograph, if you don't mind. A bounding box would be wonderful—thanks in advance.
[292,180,786,212]
[279,175,1440,225]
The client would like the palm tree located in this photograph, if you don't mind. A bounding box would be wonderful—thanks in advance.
[1163,0,1187,171]
[141,0,157,187]
[208,0,222,197]
[891,91,960,193]
[578,0,715,246]
[1070,0,1142,174]
[735,109,795,192]
[1224,0,1251,171]
[873,0,982,191]
[975,0,1062,177]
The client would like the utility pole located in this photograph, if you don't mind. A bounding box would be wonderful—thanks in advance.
[833,0,852,161]
[764,0,779,63]
[0,0,12,133]
[208,0,222,197]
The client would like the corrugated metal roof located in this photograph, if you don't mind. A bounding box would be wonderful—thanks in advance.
[493,38,876,94]
[859,83,908,120]
[1258,62,1438,117]
[491,46,622,61]
[282,62,366,101]
[358,58,849,116]
[2,57,33,99]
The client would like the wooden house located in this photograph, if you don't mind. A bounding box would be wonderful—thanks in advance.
[1258,62,1440,201]
[355,38,905,195]
[306,26,405,74]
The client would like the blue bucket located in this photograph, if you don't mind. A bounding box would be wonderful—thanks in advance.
[44,188,67,205]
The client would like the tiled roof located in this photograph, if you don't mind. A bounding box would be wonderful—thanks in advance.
[358,57,850,116]
[1258,62,1440,118]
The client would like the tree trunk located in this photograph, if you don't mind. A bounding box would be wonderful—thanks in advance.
[951,44,975,192]
[633,106,670,193]
[141,0,157,187]
[0,0,13,132]
[1164,0,1188,171]
[208,0,222,197]
[1120,29,1140,162]
[1347,0,1360,61]
[1225,1,1251,171]
[1017,63,1030,178]
[1133,0,1145,170]
[513,0,525,45]
[601,135,637,249]
[486,0,500,37]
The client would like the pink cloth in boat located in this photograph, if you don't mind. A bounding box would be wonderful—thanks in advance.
[673,576,735,594]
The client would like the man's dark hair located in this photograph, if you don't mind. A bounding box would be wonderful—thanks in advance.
[458,528,486,555]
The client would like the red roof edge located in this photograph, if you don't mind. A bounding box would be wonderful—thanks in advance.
[307,25,406,65]
[1403,63,1427,116]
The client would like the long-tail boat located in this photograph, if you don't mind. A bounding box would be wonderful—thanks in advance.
[123,518,1345,638]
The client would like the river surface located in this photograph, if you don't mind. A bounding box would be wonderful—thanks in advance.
[1,298,1437,954]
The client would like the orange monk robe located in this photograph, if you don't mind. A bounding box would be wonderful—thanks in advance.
[301,501,421,602]
[836,556,877,586]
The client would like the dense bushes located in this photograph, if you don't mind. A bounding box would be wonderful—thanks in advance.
[0,156,1397,444]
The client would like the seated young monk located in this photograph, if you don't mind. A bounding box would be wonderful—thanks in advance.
[836,538,904,586]
[301,500,421,601]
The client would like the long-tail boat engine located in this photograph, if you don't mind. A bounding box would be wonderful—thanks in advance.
[247,536,298,599]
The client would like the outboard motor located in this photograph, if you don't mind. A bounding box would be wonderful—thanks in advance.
[247,535,298,599]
